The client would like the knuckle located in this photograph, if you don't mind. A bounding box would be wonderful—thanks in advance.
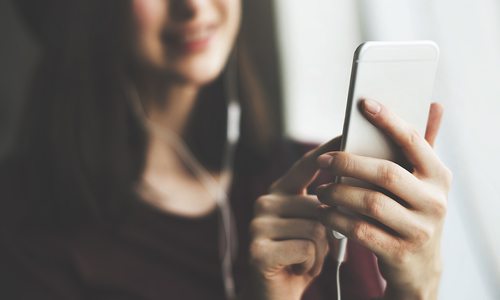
[392,242,411,265]
[406,128,422,147]
[254,195,276,215]
[310,222,326,240]
[249,239,269,265]
[364,192,385,218]
[331,152,353,173]
[430,195,448,218]
[377,163,400,187]
[352,222,370,241]
[413,225,433,246]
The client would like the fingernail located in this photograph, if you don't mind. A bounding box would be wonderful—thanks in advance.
[363,99,381,115]
[317,155,333,169]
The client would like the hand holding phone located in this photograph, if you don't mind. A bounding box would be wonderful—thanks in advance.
[316,42,451,298]
[331,41,440,240]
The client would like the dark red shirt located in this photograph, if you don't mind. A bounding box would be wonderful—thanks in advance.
[0,141,384,299]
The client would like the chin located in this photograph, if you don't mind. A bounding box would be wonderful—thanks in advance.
[171,56,227,86]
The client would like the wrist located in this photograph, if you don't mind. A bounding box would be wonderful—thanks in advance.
[383,275,441,300]
[383,286,427,300]
[239,267,304,300]
[382,255,442,300]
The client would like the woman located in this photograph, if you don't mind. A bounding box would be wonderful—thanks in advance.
[1,0,451,299]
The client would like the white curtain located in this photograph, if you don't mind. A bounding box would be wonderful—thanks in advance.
[274,1,500,299]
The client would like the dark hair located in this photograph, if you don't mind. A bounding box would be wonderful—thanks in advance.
[11,0,280,227]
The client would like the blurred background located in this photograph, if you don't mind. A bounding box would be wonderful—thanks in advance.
[1,0,499,299]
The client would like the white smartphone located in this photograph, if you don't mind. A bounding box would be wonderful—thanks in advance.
[333,41,440,239]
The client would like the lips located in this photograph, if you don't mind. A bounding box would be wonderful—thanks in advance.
[163,24,217,53]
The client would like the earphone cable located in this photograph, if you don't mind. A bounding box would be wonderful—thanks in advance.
[127,74,240,299]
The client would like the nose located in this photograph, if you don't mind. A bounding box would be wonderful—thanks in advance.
[170,0,208,22]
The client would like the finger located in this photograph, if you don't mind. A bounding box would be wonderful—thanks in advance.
[360,99,441,176]
[424,102,444,147]
[254,194,321,219]
[251,218,326,241]
[317,183,420,238]
[251,218,329,276]
[317,152,433,210]
[270,136,342,195]
[251,239,315,276]
[320,206,402,262]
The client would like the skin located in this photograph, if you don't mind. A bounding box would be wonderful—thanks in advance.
[250,101,451,300]
[318,101,451,300]
[131,1,452,299]
[131,0,241,217]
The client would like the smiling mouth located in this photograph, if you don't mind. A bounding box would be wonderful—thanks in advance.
[163,25,217,53]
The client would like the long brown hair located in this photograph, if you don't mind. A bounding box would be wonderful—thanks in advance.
[11,0,280,227]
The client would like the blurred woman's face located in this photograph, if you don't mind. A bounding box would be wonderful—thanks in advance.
[133,0,241,86]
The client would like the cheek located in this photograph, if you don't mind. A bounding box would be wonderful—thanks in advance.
[133,0,165,35]
[214,0,241,58]
[224,0,242,36]
[132,0,167,66]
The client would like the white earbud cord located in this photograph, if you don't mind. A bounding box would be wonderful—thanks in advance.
[127,57,240,300]
[335,237,347,300]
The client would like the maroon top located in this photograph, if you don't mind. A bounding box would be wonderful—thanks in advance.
[0,141,383,299]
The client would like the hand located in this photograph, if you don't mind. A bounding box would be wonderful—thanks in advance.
[245,138,341,300]
[317,100,452,300]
